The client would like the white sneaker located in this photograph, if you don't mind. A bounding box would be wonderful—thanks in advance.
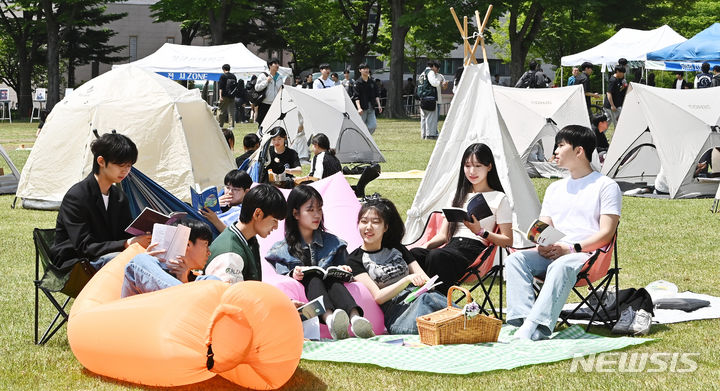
[612,306,635,334]
[327,309,349,340]
[629,309,652,335]
[350,316,375,338]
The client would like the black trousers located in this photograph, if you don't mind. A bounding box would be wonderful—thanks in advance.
[302,275,362,324]
[256,103,271,128]
[410,237,487,295]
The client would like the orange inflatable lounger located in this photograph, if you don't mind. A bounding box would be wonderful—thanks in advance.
[67,244,303,390]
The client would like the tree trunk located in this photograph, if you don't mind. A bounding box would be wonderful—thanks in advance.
[16,45,33,118]
[387,0,410,119]
[507,2,545,84]
[92,61,99,78]
[42,0,60,111]
[68,60,75,88]
[208,1,231,45]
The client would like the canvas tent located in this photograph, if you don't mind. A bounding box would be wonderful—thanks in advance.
[493,84,592,178]
[561,25,686,68]
[646,23,720,71]
[0,145,21,194]
[16,65,236,209]
[602,83,720,198]
[257,86,385,164]
[404,63,541,247]
[121,42,291,81]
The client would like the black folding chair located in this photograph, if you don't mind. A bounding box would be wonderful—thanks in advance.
[33,228,94,344]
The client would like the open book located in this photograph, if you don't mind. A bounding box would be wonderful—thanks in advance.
[301,266,353,282]
[514,219,566,246]
[298,295,326,321]
[151,223,191,262]
[442,193,493,223]
[403,275,443,304]
[190,184,221,214]
[125,207,187,236]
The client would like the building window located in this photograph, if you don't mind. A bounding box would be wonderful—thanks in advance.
[166,37,175,44]
[129,36,138,62]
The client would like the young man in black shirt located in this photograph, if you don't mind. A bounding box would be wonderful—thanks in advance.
[352,63,382,134]
[603,66,627,127]
[217,64,237,128]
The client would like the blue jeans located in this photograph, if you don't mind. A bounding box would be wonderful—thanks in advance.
[360,109,377,134]
[90,252,121,271]
[383,288,447,334]
[505,249,589,337]
[121,253,219,298]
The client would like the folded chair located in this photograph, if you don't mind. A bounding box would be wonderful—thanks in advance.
[533,231,620,332]
[405,211,505,319]
[33,228,95,345]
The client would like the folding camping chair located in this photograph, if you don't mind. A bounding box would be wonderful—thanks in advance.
[405,211,505,319]
[533,232,620,332]
[33,228,95,345]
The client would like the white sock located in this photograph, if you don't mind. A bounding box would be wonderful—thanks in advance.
[530,328,546,341]
[515,320,538,340]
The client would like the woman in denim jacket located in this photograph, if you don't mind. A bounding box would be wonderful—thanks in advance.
[265,185,374,339]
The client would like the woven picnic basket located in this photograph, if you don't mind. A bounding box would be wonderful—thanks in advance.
[416,286,502,345]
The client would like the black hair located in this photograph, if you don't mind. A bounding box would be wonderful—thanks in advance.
[331,72,338,79]
[618,58,628,66]
[427,60,440,69]
[357,197,404,249]
[311,133,335,155]
[555,125,596,162]
[224,169,252,190]
[90,132,138,174]
[591,113,608,127]
[615,66,626,74]
[268,126,287,139]
[449,143,504,238]
[675,71,684,77]
[222,64,230,71]
[358,63,369,70]
[454,66,464,86]
[243,133,260,149]
[528,60,538,71]
[701,62,710,73]
[238,184,287,223]
[173,217,213,244]
[319,63,330,70]
[344,69,350,75]
[581,62,593,71]
[285,185,325,260]
[267,59,279,67]
[222,128,234,147]
[713,65,720,73]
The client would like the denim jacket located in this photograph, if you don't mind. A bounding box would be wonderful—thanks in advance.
[265,230,347,275]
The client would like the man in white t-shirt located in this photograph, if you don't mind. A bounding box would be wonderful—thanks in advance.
[313,64,335,89]
[506,125,622,340]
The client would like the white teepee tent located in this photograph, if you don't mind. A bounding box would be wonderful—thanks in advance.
[493,84,592,178]
[16,65,236,209]
[404,63,541,247]
[602,83,720,198]
[258,85,385,164]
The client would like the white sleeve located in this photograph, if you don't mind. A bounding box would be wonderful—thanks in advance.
[255,74,269,91]
[495,194,513,224]
[539,182,557,218]
[428,70,441,87]
[599,178,622,216]
[313,79,323,89]
[314,153,325,179]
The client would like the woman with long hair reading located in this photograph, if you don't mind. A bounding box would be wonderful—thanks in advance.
[410,143,513,294]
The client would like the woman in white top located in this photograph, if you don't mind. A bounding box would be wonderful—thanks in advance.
[410,143,513,294]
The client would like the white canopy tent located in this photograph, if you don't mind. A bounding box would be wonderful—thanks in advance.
[493,84,594,178]
[16,65,236,209]
[120,42,291,81]
[404,63,540,247]
[257,86,385,164]
[602,83,720,198]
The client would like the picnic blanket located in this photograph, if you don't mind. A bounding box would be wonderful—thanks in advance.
[652,291,720,324]
[301,325,651,374]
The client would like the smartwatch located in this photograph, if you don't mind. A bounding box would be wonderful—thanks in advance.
[573,243,582,253]
[482,230,490,239]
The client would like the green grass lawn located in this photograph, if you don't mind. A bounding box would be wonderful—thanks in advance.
[1,119,719,390]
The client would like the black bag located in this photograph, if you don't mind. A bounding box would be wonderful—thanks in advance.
[420,96,437,111]
[226,78,239,98]
[515,70,536,88]
[247,72,268,105]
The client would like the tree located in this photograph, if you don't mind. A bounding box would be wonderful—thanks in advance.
[338,0,382,73]
[0,0,44,117]
[150,0,203,45]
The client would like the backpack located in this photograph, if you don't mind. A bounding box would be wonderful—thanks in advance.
[515,70,538,88]
[225,77,239,98]
[696,73,712,88]
[247,72,269,105]
[416,69,437,99]
[714,74,720,87]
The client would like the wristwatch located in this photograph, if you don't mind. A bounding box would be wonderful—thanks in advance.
[573,243,582,253]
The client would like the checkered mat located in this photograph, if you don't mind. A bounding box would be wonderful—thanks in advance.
[301,325,652,374]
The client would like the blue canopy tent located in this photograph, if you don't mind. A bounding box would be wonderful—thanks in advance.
[121,167,221,238]
[646,23,720,71]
